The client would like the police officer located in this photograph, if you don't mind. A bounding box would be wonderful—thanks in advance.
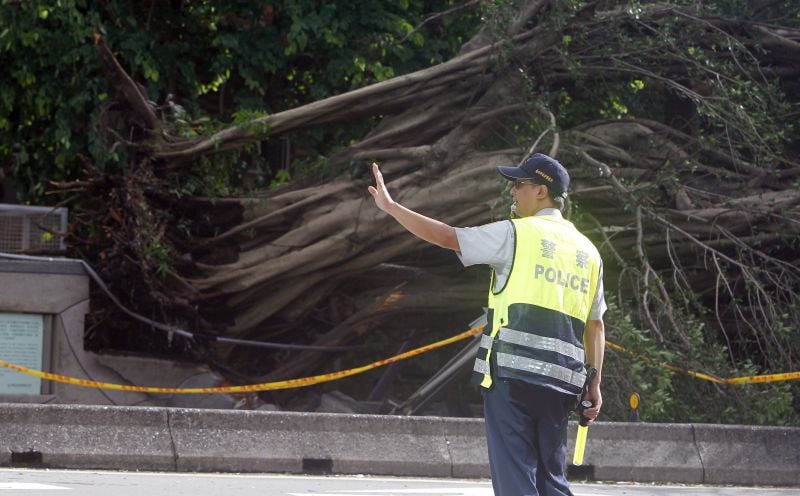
[368,153,605,496]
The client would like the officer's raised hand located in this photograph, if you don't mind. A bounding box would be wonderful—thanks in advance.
[368,163,395,213]
[366,162,459,250]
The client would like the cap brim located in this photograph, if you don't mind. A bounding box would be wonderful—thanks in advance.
[497,165,530,181]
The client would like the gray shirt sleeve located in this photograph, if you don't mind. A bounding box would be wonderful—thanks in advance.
[588,264,607,320]
[455,221,514,293]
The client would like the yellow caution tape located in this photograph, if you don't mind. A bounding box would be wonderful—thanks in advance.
[606,340,800,385]
[1,324,796,394]
[726,371,800,385]
[0,325,485,394]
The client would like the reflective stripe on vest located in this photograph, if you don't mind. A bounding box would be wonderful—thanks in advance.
[473,353,586,389]
[498,327,585,363]
[474,358,489,375]
[480,328,584,362]
[473,215,601,394]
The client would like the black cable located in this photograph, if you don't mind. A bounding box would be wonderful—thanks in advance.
[0,252,355,353]
[58,311,118,405]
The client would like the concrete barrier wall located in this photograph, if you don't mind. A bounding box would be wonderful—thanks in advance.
[0,404,174,471]
[169,409,454,476]
[573,422,704,483]
[1,403,798,486]
[693,424,800,486]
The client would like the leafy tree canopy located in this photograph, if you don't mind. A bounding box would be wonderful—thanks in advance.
[0,0,480,199]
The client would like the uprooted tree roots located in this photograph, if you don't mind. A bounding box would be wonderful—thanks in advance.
[56,1,800,412]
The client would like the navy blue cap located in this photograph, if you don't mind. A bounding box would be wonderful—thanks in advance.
[497,153,569,198]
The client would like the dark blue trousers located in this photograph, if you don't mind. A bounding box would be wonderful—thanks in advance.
[482,377,575,496]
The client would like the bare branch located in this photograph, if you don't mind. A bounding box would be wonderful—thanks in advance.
[93,33,163,136]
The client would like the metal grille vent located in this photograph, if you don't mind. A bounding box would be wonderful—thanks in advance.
[0,204,67,252]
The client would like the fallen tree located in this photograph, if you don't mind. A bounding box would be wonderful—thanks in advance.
[52,1,800,423]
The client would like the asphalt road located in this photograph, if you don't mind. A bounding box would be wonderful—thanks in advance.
[0,469,797,496]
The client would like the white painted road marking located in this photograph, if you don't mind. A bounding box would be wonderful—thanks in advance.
[0,483,71,490]
[289,488,494,496]
[288,488,608,496]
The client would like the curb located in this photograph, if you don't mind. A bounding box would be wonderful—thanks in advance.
[1,403,798,486]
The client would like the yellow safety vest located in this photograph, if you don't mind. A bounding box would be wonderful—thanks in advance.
[471,215,602,395]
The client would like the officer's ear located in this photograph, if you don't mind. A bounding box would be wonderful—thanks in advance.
[535,184,551,201]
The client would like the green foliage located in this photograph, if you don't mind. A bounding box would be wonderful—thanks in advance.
[0,0,105,198]
[0,0,481,202]
[602,295,800,426]
[603,298,800,426]
[601,297,677,422]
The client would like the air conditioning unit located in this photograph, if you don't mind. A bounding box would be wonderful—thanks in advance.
[0,204,67,252]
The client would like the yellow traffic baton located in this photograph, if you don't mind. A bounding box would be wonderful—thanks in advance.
[572,366,597,466]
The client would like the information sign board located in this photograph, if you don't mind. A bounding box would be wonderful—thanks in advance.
[0,313,44,394]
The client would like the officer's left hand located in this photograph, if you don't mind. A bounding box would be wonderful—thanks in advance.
[581,383,602,424]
